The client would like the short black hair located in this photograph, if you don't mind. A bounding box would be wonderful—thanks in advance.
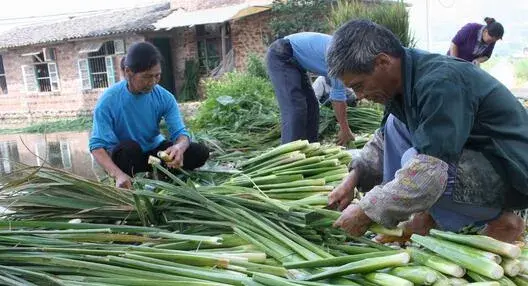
[484,17,504,39]
[327,19,404,77]
[124,42,163,73]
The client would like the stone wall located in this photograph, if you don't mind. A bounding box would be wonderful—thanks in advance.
[171,27,198,93]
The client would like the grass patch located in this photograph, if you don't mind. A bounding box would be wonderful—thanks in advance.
[0,117,93,135]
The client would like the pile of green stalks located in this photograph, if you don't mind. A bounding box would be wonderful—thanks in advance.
[2,175,527,285]
[219,140,402,238]
[0,168,400,285]
[225,140,352,201]
[0,220,278,286]
[193,106,381,154]
[2,141,528,285]
[0,166,138,223]
[284,229,528,285]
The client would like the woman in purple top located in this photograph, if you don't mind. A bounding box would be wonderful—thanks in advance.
[448,17,504,66]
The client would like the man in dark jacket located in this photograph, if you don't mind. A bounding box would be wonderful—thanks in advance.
[327,20,528,243]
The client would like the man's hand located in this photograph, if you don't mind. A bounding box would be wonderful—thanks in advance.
[164,144,186,169]
[331,101,355,147]
[115,172,132,189]
[336,127,355,147]
[328,169,359,211]
[334,204,373,237]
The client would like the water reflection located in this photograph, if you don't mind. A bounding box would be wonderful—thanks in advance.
[0,141,19,174]
[0,132,96,179]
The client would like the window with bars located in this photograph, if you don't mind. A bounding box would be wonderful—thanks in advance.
[78,40,124,90]
[0,55,7,94]
[21,52,59,93]
[196,24,230,73]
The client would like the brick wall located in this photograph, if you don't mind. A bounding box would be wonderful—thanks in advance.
[0,10,273,127]
[171,27,198,93]
[0,35,144,126]
[230,11,272,71]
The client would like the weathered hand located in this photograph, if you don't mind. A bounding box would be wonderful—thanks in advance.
[164,144,186,169]
[336,127,356,146]
[115,172,132,189]
[333,204,373,237]
[328,169,359,211]
[374,212,435,244]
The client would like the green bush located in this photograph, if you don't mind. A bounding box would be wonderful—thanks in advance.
[191,73,280,149]
[328,0,415,47]
[191,73,279,146]
[269,0,331,41]
[246,53,268,80]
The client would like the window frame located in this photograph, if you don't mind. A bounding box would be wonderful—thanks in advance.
[195,23,231,74]
[78,39,124,90]
[21,52,60,93]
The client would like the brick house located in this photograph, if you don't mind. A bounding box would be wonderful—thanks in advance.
[0,0,273,127]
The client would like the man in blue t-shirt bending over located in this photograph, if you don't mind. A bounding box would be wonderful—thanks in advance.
[89,42,209,189]
[266,32,355,146]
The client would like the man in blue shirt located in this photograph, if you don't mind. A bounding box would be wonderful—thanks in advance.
[266,32,355,145]
[90,42,209,189]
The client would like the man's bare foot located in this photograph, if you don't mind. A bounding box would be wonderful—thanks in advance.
[375,212,437,244]
[482,212,525,243]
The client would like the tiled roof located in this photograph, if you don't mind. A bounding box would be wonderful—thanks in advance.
[0,3,170,49]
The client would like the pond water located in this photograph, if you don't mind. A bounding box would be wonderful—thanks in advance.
[0,131,97,180]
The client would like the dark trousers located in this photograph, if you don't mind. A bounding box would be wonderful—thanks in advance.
[266,38,320,143]
[111,140,210,177]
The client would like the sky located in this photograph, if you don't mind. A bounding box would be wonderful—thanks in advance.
[407,0,528,56]
[0,0,166,32]
[1,0,527,57]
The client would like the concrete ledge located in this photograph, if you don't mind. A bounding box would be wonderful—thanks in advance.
[0,101,203,129]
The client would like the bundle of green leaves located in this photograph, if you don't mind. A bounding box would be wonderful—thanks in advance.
[191,72,281,150]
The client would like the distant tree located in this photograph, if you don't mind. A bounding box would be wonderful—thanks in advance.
[269,0,332,41]
[329,0,416,47]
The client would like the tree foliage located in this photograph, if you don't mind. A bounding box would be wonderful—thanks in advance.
[269,0,332,41]
[329,0,416,47]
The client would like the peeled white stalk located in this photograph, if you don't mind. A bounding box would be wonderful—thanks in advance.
[407,247,466,278]
[411,234,504,280]
[303,253,410,281]
[429,229,520,259]
[364,272,413,286]
[449,277,469,285]
[501,258,521,277]
[389,266,437,285]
